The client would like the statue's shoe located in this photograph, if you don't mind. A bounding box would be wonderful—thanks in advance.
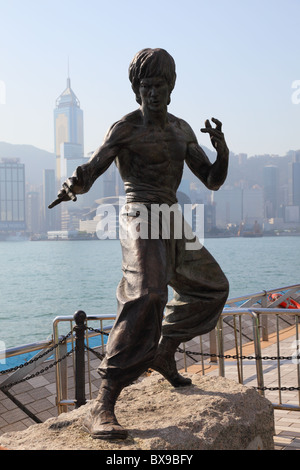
[82,409,128,440]
[151,354,192,387]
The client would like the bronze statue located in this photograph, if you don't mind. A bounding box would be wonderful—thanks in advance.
[49,48,229,440]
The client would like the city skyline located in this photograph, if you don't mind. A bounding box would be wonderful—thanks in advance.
[0,0,300,158]
[1,146,299,236]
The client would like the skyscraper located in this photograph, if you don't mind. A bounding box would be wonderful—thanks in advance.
[212,188,243,227]
[263,165,279,219]
[54,75,84,229]
[288,152,300,207]
[0,158,26,232]
[43,169,56,231]
[54,76,84,186]
[26,191,40,233]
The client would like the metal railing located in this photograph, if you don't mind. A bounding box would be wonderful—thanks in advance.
[0,311,116,421]
[219,307,300,410]
[180,284,300,411]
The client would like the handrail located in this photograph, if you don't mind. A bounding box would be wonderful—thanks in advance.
[224,307,300,314]
[226,283,300,305]
[0,339,53,361]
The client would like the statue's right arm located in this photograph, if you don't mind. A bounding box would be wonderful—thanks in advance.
[71,120,128,194]
[50,120,126,207]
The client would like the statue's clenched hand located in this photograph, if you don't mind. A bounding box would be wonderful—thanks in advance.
[48,166,84,209]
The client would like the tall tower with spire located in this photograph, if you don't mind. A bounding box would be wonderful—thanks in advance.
[54,74,84,229]
[54,74,84,186]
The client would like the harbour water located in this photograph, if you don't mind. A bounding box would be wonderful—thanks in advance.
[0,236,300,349]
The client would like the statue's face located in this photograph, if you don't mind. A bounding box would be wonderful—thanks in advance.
[139,77,169,112]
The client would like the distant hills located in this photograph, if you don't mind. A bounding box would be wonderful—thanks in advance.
[0,142,55,187]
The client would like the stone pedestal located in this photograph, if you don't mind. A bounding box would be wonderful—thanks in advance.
[0,374,275,450]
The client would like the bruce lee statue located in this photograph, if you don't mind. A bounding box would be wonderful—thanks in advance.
[49,48,229,440]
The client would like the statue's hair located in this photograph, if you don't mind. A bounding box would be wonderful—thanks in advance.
[129,48,176,104]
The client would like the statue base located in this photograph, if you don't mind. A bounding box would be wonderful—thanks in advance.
[0,374,275,450]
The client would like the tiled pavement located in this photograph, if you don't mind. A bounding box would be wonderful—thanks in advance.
[183,325,300,450]
[1,326,300,450]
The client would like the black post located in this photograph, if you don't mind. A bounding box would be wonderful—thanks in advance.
[74,310,87,408]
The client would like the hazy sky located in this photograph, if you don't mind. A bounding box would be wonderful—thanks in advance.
[0,0,300,157]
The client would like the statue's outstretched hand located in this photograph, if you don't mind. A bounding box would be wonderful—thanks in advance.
[48,167,84,209]
[201,118,228,156]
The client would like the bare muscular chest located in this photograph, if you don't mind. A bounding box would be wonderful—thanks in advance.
[122,126,187,165]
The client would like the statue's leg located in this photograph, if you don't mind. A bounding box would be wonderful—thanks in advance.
[86,207,169,439]
[162,242,229,344]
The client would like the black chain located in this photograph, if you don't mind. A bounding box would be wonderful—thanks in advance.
[0,331,74,389]
[0,328,108,389]
[87,326,109,336]
[255,386,300,391]
[177,347,300,362]
[0,348,75,390]
[84,326,108,359]
[85,345,104,360]
[0,330,73,376]
[177,347,300,392]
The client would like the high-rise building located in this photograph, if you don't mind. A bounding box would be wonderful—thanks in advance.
[243,187,264,223]
[54,76,84,186]
[26,191,40,233]
[54,76,84,229]
[263,165,279,218]
[0,158,26,232]
[43,169,56,232]
[211,186,264,228]
[288,152,300,207]
[211,188,243,227]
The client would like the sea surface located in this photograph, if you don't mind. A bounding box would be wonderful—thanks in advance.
[0,236,300,349]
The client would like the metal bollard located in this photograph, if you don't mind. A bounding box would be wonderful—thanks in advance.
[74,310,87,408]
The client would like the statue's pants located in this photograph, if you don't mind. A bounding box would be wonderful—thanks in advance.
[98,203,229,387]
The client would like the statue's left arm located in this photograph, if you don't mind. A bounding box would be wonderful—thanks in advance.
[185,118,229,190]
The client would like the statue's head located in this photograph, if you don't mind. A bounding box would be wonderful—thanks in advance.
[129,48,176,105]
